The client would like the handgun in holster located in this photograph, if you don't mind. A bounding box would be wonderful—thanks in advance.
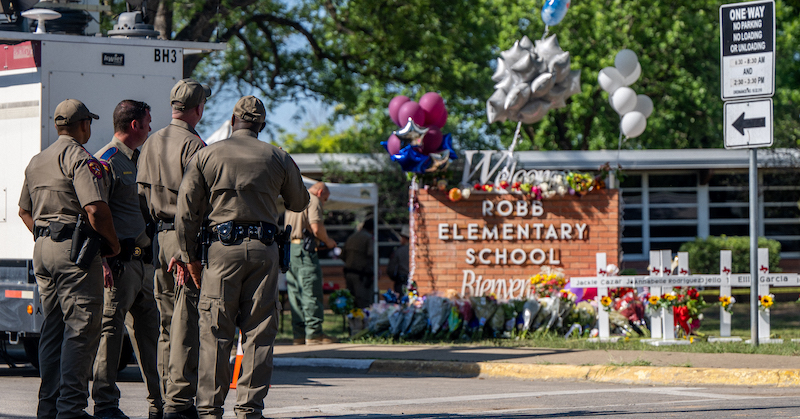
[70,214,106,270]
[277,225,292,273]
[197,222,211,268]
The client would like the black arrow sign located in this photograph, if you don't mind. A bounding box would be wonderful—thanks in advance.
[732,112,766,135]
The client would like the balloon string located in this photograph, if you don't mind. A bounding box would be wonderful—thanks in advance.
[407,175,419,290]
[542,25,549,40]
[617,130,623,170]
[502,121,523,176]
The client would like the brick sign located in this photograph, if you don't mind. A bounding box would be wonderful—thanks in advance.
[413,189,620,297]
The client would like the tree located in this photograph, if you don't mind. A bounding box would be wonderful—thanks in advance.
[113,0,800,151]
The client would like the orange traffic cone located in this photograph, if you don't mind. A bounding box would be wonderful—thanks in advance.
[230,332,243,389]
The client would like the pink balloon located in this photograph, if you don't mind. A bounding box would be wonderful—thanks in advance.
[388,95,411,126]
[397,101,426,126]
[386,134,402,155]
[419,127,443,155]
[428,107,448,128]
[419,92,446,126]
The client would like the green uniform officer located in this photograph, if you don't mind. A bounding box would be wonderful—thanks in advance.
[92,100,163,419]
[284,183,338,345]
[19,99,121,419]
[175,96,309,419]
[137,79,210,419]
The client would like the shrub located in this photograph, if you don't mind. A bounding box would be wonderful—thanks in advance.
[679,235,781,274]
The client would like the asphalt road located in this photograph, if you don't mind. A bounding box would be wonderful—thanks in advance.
[2,363,800,418]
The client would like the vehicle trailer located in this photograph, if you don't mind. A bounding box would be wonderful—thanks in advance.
[0,7,223,367]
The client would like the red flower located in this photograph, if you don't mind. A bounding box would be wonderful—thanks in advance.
[474,183,482,190]
[673,305,692,335]
[687,288,699,299]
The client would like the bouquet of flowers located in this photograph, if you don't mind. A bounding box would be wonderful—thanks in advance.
[566,172,594,196]
[347,308,366,336]
[329,289,354,316]
[367,301,399,334]
[404,308,428,338]
[599,295,613,312]
[672,287,708,336]
[424,295,451,335]
[719,295,736,314]
[469,295,498,340]
[529,266,567,298]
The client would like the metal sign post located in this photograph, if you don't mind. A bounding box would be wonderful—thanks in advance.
[720,0,775,346]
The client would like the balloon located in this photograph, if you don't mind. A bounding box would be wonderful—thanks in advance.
[633,94,653,118]
[519,35,534,50]
[530,72,555,98]
[386,134,402,155]
[487,100,507,124]
[429,107,448,127]
[500,40,527,68]
[541,0,571,26]
[621,111,647,138]
[491,58,508,82]
[598,67,624,94]
[397,101,425,126]
[393,118,429,148]
[419,126,443,155]
[390,145,431,173]
[517,100,550,124]
[504,82,531,112]
[614,49,639,79]
[610,87,637,115]
[563,281,584,301]
[419,92,446,127]
[623,62,641,86]
[548,51,571,83]
[388,95,410,126]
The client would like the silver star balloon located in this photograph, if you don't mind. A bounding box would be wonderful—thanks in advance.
[486,34,582,125]
[425,150,451,172]
[393,117,429,148]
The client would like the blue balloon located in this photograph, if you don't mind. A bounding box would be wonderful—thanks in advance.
[541,0,570,26]
[384,133,458,173]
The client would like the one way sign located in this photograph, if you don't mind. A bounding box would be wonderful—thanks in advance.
[724,98,773,149]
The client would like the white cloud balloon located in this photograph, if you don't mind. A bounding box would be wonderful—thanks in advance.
[597,67,624,94]
[623,62,642,86]
[614,49,639,78]
[632,94,653,118]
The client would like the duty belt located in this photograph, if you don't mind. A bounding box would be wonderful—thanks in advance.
[210,221,277,245]
[33,222,76,242]
[157,219,175,232]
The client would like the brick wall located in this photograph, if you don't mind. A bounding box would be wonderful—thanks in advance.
[412,188,620,297]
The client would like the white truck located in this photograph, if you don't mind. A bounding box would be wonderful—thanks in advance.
[0,6,223,366]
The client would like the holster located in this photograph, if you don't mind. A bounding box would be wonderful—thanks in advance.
[70,214,104,270]
[197,223,210,267]
[277,225,292,273]
[302,228,317,253]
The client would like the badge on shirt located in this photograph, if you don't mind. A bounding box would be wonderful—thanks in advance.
[87,159,104,179]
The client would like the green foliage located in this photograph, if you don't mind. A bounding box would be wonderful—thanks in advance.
[679,236,782,274]
[118,0,800,151]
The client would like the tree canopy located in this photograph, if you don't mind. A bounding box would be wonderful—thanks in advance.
[119,0,800,151]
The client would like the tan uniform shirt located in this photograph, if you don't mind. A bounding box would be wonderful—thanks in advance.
[137,119,205,222]
[176,129,309,262]
[96,137,147,245]
[285,194,323,241]
[19,135,109,225]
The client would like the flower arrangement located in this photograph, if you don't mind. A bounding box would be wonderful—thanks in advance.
[558,289,576,304]
[719,295,736,314]
[329,289,355,316]
[759,294,775,311]
[672,287,709,336]
[529,266,567,298]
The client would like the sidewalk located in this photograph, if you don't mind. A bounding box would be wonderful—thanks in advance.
[273,343,800,387]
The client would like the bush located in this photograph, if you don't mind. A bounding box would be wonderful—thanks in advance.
[679,235,781,274]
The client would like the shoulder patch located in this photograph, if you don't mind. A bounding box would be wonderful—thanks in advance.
[87,159,104,179]
[100,147,118,162]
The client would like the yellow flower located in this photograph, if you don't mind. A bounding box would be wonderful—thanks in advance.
[759,294,774,309]
[600,296,613,307]
[665,293,677,301]
[719,295,732,306]
[648,295,660,305]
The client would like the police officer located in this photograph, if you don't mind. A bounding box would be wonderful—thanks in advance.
[92,100,163,419]
[137,79,210,419]
[343,218,375,308]
[175,96,308,419]
[19,99,121,419]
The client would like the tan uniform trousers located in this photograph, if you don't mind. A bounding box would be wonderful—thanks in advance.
[196,238,280,419]
[92,259,162,414]
[154,229,200,413]
[33,236,103,419]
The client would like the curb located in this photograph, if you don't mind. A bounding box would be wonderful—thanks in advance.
[281,358,800,387]
[372,360,800,387]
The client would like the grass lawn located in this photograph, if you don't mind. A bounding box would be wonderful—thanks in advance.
[278,301,800,356]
